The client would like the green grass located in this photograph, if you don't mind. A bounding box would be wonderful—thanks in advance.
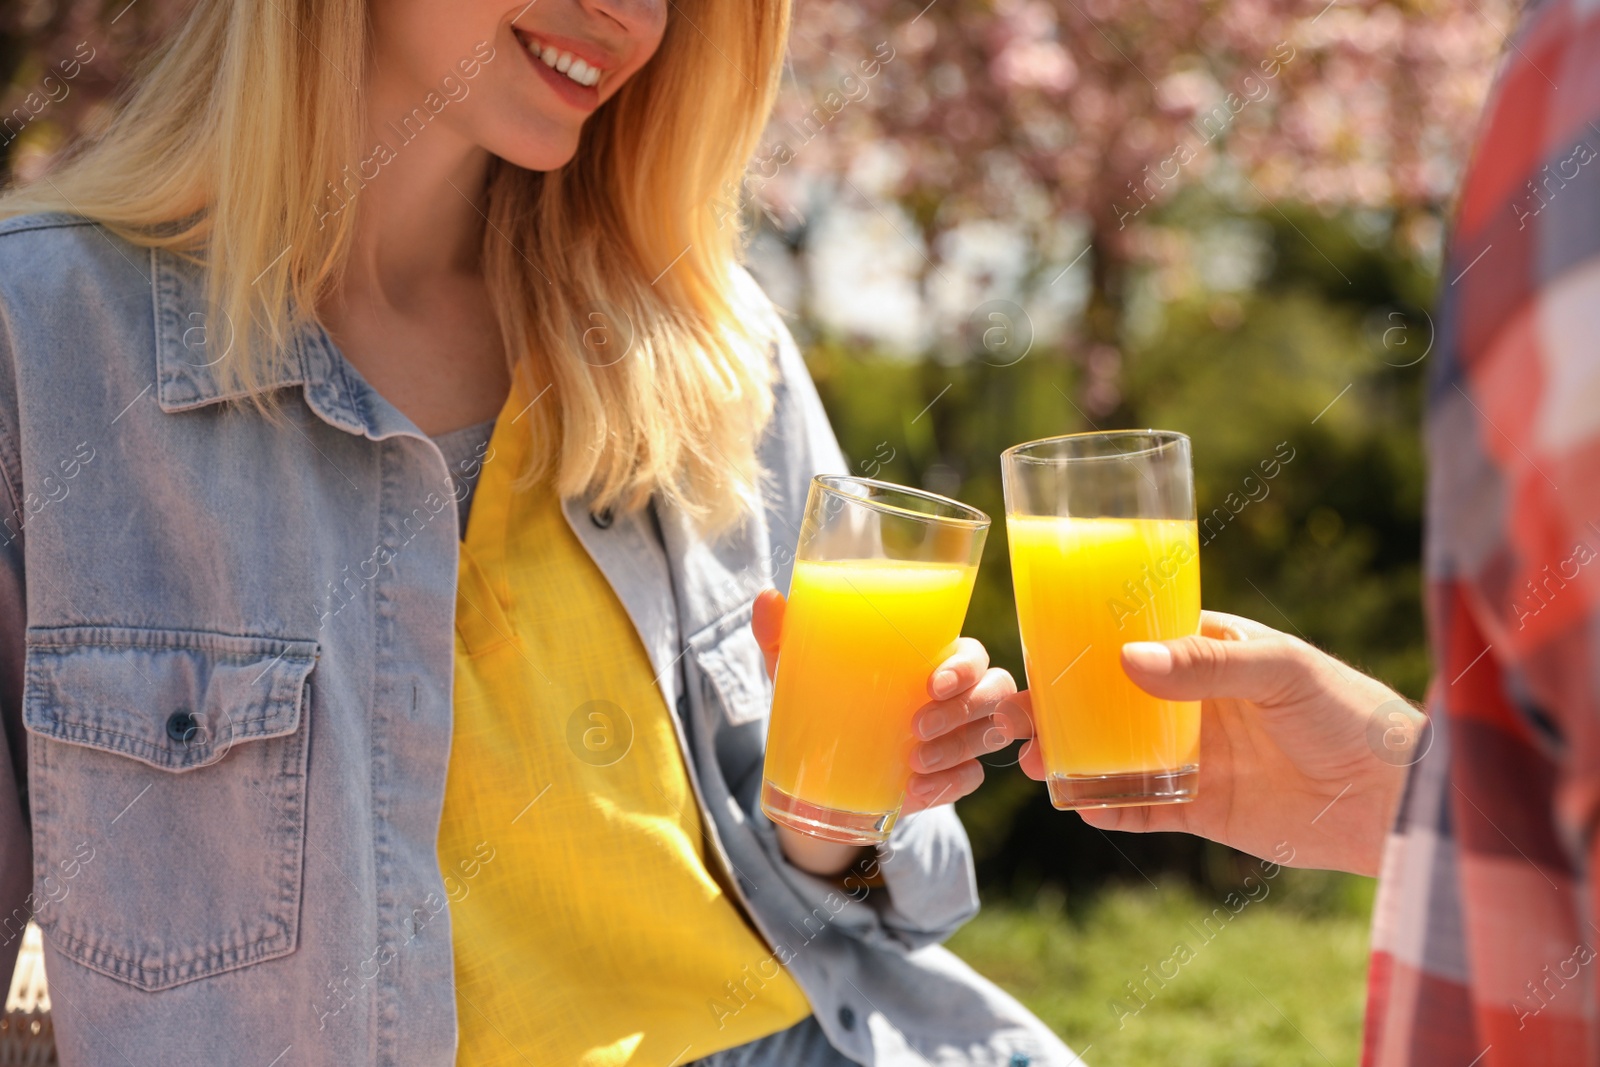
[949,870,1376,1067]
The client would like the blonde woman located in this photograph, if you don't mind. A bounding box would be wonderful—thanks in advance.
[0,1,1078,1065]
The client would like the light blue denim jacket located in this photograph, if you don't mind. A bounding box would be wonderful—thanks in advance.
[0,213,1078,1066]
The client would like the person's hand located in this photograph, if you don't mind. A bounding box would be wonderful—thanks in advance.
[1016,610,1419,876]
[751,588,1031,877]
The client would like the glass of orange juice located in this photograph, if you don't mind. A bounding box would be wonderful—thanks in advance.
[760,475,989,844]
[1001,430,1201,810]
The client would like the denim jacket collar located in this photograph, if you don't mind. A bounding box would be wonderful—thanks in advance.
[151,243,771,642]
[151,246,371,439]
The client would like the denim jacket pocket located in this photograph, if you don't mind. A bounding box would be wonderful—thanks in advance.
[685,602,773,804]
[687,601,770,729]
[22,624,318,992]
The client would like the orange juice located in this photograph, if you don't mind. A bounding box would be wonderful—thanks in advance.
[765,557,978,815]
[1007,515,1201,778]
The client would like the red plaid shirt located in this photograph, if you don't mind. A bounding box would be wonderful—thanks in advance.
[1364,1,1600,1063]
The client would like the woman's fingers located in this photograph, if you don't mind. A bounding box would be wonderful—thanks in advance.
[996,689,1036,744]
[1018,737,1047,781]
[912,666,1016,740]
[904,651,1007,812]
[1003,691,1048,781]
[929,636,989,701]
[912,714,1014,773]
[750,616,1033,810]
[903,760,985,813]
[751,588,785,681]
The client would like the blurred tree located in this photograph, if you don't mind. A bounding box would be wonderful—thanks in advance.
[763,0,1516,415]
[0,0,185,184]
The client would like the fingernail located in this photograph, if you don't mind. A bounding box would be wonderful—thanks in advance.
[932,668,959,698]
[917,709,947,740]
[1122,642,1173,675]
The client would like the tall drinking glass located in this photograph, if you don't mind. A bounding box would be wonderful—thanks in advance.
[761,475,989,844]
[1001,431,1201,809]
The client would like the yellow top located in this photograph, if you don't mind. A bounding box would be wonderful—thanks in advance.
[438,374,811,1066]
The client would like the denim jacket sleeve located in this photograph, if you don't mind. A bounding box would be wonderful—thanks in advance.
[744,270,982,953]
[0,300,32,986]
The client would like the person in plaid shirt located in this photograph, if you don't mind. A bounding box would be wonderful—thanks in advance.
[1018,0,1598,1062]
[1357,0,1600,1059]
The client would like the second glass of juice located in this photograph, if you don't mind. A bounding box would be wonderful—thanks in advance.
[760,475,989,844]
[1001,430,1201,810]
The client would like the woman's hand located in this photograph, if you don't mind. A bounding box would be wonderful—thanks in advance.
[751,588,1030,877]
[1017,610,1418,876]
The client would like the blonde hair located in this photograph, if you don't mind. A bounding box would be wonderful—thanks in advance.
[1,0,790,532]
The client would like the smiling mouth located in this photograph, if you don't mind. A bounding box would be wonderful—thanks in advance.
[514,31,604,88]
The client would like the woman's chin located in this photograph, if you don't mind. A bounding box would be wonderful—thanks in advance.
[486,128,583,174]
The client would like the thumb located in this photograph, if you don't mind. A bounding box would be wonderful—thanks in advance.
[752,588,785,682]
[1120,628,1310,706]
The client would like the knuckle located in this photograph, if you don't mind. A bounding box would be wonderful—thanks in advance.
[968,671,1011,714]
[981,722,1011,752]
[962,761,986,791]
[959,688,987,721]
[1291,636,1327,671]
[1179,636,1226,681]
[1001,702,1035,738]
[1277,634,1325,680]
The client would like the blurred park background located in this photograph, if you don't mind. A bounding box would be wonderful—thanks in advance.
[2,0,1522,1062]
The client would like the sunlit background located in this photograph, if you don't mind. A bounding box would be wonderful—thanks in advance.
[2,0,1520,1062]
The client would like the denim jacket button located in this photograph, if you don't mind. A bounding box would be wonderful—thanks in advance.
[165,708,199,744]
[837,1005,856,1031]
[590,508,614,529]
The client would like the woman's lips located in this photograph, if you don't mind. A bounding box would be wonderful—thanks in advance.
[513,28,612,111]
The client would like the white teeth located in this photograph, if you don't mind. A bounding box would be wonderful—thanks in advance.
[524,36,601,88]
